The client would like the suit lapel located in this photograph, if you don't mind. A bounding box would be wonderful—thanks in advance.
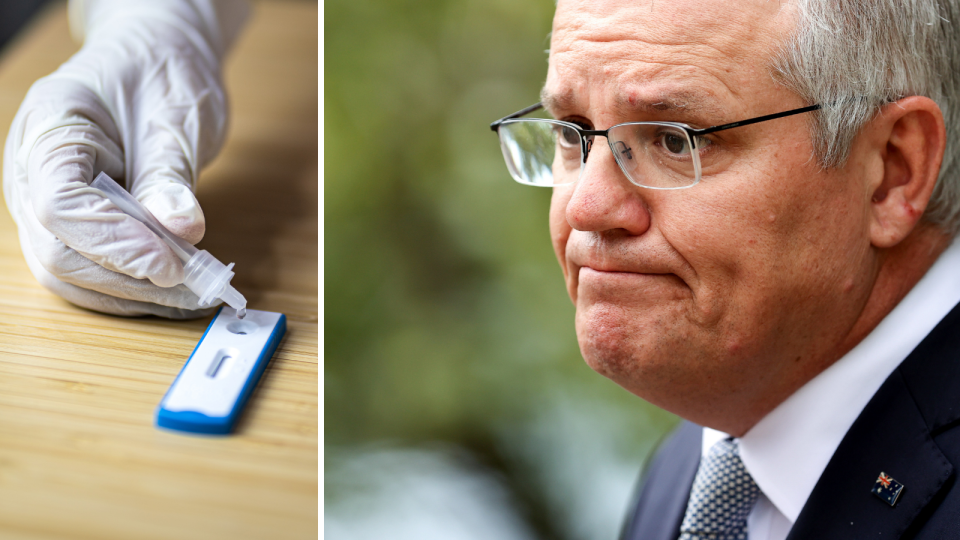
[787,303,960,539]
[620,421,701,540]
[785,369,952,539]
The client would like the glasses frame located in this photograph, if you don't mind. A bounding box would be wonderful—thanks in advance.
[490,102,821,188]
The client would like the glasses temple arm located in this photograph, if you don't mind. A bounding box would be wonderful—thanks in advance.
[692,104,822,136]
[489,102,545,131]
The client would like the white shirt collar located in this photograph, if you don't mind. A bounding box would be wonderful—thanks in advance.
[703,238,960,523]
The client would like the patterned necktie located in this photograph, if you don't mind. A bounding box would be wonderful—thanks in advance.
[678,438,761,540]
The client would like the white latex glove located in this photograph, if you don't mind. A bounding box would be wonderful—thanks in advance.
[3,0,249,318]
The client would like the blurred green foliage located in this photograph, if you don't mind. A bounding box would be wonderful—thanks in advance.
[324,0,678,537]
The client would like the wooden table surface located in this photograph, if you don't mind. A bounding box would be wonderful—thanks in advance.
[0,2,318,539]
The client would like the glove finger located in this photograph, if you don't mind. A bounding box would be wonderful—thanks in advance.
[19,225,214,319]
[138,181,205,245]
[19,210,208,310]
[26,125,185,288]
[49,279,214,319]
[128,53,227,244]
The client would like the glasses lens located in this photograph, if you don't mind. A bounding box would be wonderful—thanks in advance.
[497,120,582,186]
[607,123,700,189]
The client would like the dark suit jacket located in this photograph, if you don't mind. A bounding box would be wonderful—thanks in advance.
[621,301,960,539]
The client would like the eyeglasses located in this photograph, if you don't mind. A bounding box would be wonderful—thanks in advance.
[489,102,821,189]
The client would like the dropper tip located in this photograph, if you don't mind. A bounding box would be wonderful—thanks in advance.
[218,284,247,320]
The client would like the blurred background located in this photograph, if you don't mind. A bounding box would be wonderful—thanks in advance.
[325,1,678,538]
[0,1,52,51]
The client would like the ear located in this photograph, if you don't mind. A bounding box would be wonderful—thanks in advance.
[868,96,946,248]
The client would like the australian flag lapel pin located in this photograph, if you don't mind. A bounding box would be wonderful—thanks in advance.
[871,472,904,506]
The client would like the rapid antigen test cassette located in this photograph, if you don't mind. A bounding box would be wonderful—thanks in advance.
[156,307,286,434]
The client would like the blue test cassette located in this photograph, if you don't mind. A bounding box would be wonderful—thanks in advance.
[156,306,286,434]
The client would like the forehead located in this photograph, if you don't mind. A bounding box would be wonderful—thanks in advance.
[546,0,797,118]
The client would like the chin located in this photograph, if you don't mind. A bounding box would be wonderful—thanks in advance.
[574,301,698,397]
[576,307,649,382]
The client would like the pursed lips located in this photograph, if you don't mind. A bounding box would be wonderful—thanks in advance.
[563,234,691,301]
[569,263,685,304]
[569,254,679,279]
[576,265,677,283]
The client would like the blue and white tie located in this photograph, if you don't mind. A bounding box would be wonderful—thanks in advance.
[679,438,761,540]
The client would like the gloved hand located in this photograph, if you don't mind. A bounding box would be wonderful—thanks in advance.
[3,0,249,318]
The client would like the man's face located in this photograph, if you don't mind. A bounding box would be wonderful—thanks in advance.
[547,0,880,430]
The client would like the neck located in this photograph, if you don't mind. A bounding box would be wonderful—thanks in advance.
[836,225,951,369]
[725,225,952,437]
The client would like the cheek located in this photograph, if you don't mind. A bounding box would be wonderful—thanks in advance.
[668,152,824,260]
[654,161,829,318]
[663,157,868,332]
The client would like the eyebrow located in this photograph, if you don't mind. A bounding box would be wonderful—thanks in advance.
[540,87,725,122]
[540,88,577,115]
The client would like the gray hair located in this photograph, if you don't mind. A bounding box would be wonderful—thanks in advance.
[773,0,960,234]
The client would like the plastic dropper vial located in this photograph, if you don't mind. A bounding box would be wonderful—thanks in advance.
[90,172,247,318]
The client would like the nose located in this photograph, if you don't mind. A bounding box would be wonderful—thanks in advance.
[565,137,652,236]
